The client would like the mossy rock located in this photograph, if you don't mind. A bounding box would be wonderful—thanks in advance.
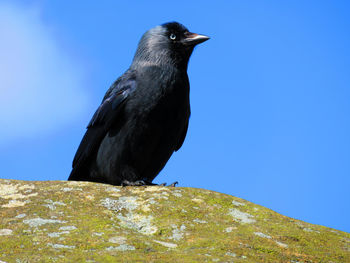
[0,179,349,262]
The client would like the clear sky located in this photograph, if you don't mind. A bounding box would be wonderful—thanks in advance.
[1,1,349,233]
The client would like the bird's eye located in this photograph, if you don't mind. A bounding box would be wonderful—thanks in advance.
[169,33,176,40]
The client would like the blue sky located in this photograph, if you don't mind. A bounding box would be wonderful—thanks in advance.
[0,1,349,233]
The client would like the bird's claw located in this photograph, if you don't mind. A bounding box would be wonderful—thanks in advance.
[122,178,159,186]
[168,181,178,187]
[156,181,178,187]
[121,180,147,186]
[121,180,178,187]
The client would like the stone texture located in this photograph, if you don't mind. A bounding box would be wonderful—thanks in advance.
[0,179,349,262]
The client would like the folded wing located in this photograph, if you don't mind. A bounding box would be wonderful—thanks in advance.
[69,78,136,181]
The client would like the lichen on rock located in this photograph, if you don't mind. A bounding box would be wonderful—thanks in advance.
[0,179,349,262]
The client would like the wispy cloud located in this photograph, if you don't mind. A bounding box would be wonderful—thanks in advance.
[0,2,88,145]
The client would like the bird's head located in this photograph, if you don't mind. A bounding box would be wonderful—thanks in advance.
[132,22,209,70]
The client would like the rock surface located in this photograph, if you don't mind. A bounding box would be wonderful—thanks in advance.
[0,179,349,262]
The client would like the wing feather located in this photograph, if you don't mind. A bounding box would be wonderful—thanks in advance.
[69,78,136,180]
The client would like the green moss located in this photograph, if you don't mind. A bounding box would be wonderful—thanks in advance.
[0,179,349,262]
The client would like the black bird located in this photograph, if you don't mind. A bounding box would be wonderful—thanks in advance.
[68,22,209,186]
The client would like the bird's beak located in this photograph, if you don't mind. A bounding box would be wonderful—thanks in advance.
[183,32,210,46]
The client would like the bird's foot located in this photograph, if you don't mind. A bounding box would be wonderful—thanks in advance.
[168,181,179,187]
[121,179,154,186]
[121,179,178,187]
[158,181,178,187]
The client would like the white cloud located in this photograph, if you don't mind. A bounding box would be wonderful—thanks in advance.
[0,3,88,145]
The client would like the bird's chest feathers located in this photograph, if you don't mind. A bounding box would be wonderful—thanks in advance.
[147,83,187,122]
[139,68,187,108]
[129,72,189,129]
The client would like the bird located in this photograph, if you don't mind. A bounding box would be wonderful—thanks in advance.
[68,22,209,186]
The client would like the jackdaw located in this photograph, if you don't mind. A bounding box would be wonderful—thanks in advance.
[68,22,209,186]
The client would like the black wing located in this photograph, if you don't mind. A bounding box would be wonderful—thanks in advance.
[68,78,136,181]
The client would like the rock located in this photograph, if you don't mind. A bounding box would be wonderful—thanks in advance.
[0,179,349,262]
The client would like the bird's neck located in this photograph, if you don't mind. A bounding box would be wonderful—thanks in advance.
[131,60,188,74]
[132,48,191,71]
